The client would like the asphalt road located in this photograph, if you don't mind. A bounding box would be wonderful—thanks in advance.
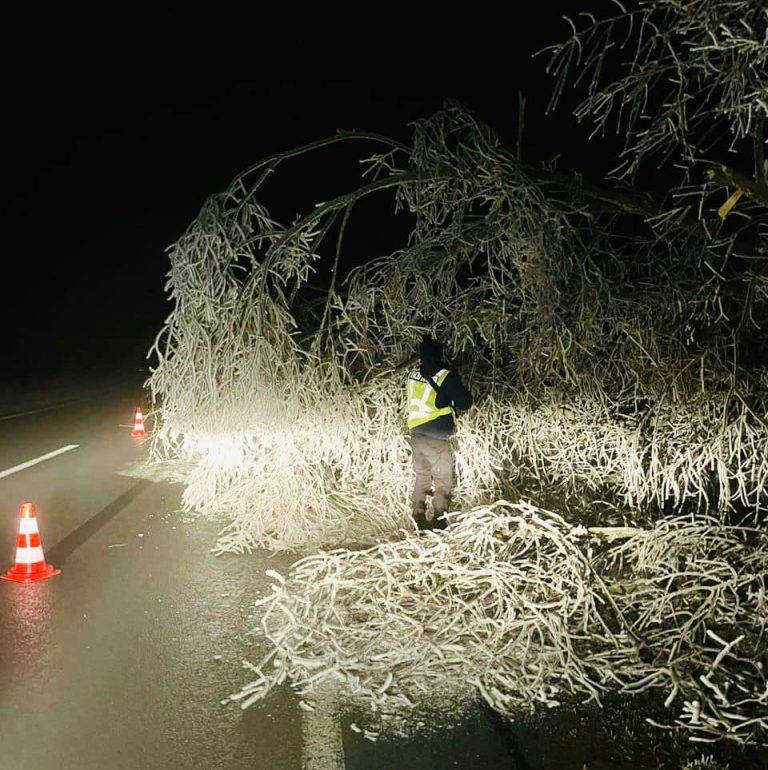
[0,385,714,770]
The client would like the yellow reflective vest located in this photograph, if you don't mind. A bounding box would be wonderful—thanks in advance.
[407,368,453,430]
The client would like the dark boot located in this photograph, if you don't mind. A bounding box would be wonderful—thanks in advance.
[432,511,448,530]
[412,507,428,531]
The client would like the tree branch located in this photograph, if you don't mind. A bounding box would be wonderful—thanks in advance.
[755,115,765,186]
[706,164,768,210]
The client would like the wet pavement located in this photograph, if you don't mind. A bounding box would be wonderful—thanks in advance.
[0,386,748,769]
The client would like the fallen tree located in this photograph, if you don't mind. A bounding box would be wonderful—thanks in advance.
[231,501,768,745]
[146,104,768,552]
[142,2,768,750]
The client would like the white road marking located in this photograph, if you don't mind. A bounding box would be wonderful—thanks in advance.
[0,445,80,479]
[0,399,88,422]
[301,689,345,770]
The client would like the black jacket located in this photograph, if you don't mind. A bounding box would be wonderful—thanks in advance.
[409,359,473,440]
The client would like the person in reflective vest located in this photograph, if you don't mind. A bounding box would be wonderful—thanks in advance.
[407,335,473,529]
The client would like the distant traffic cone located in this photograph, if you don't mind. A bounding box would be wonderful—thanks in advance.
[1,502,60,583]
[131,406,147,438]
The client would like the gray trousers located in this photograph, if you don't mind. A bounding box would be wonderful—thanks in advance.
[409,436,456,517]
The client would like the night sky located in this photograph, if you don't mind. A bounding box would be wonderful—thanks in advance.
[2,4,623,387]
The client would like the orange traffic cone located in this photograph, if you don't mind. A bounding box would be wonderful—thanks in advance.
[131,406,147,438]
[1,502,60,583]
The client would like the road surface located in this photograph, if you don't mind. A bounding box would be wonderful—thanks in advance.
[0,384,668,769]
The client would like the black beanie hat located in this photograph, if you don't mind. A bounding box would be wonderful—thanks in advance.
[419,335,443,361]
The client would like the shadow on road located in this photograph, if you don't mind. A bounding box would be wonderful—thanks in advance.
[47,480,151,564]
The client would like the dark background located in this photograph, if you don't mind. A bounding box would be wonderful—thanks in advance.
[1,3,624,390]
